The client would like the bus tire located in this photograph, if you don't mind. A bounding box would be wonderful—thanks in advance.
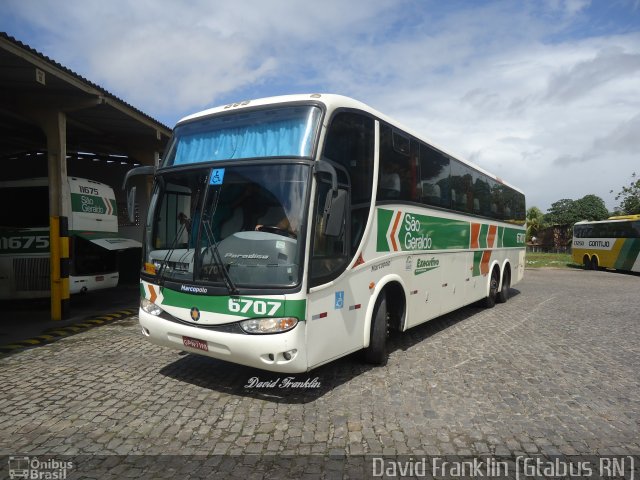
[496,268,510,304]
[591,256,599,270]
[583,255,591,270]
[364,293,388,366]
[484,267,500,308]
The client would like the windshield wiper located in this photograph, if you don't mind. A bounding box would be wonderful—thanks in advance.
[201,218,239,295]
[156,221,189,287]
[198,187,239,295]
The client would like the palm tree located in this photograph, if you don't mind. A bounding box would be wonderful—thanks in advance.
[526,206,544,242]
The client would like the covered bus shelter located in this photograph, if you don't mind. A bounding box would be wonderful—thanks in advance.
[0,32,171,320]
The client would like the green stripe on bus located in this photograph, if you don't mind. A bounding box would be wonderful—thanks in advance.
[376,208,394,252]
[160,288,307,320]
[502,227,526,248]
[70,193,117,216]
[479,224,489,248]
[497,226,504,248]
[615,238,640,271]
[473,251,483,277]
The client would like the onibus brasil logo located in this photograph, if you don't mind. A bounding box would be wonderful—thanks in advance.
[8,456,73,479]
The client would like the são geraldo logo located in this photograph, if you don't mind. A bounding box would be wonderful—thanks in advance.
[377,209,433,252]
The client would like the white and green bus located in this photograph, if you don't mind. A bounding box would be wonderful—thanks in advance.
[129,94,525,373]
[0,176,141,300]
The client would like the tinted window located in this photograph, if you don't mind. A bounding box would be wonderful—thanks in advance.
[489,179,505,220]
[323,111,375,254]
[164,106,322,166]
[375,126,525,225]
[473,173,491,217]
[378,125,416,202]
[418,144,450,208]
[450,161,475,213]
[310,180,349,287]
[323,112,374,205]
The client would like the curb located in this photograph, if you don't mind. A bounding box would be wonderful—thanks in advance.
[0,309,137,357]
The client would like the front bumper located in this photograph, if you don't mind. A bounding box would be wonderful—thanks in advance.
[138,309,308,373]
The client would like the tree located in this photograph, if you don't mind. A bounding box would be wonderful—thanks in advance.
[544,195,609,226]
[526,206,544,241]
[573,194,609,221]
[612,172,640,215]
[544,198,576,226]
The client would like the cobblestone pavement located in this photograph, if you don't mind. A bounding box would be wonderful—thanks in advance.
[0,269,638,477]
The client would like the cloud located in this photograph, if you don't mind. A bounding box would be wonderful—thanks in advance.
[544,47,640,103]
[554,113,640,165]
[1,0,399,117]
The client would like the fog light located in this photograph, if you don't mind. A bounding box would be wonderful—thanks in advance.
[283,349,297,360]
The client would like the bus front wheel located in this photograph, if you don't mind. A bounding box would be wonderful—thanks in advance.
[364,294,389,366]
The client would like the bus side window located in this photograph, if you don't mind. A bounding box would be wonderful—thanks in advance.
[310,180,349,287]
[322,111,374,254]
[419,144,450,208]
[378,125,416,202]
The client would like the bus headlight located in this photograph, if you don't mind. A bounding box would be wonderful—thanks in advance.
[141,298,163,316]
[239,317,298,334]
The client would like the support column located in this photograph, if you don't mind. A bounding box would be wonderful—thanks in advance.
[42,111,70,320]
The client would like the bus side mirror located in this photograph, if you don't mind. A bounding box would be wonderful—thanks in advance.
[323,189,347,237]
[122,166,155,224]
[126,186,137,224]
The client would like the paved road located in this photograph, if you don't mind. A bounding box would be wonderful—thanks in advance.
[1,269,638,478]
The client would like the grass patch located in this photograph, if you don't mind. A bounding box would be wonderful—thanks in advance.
[525,252,578,268]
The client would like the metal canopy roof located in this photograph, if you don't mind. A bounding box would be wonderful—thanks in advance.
[0,32,172,162]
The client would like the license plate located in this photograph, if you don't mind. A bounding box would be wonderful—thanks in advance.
[96,276,104,281]
[182,336,208,352]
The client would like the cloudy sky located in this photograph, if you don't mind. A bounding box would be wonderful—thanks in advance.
[2,0,639,212]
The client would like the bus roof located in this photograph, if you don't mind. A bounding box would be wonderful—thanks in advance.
[176,93,524,195]
[575,215,640,225]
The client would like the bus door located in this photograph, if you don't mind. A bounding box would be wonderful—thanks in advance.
[306,175,363,368]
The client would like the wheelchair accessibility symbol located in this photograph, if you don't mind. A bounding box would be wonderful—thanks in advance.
[335,291,344,310]
[209,168,225,185]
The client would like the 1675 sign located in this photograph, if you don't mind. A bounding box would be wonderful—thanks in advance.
[0,234,49,253]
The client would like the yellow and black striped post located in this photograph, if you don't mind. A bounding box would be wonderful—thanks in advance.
[50,215,70,320]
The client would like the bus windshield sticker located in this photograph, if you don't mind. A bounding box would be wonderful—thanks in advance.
[209,168,225,185]
[335,291,344,310]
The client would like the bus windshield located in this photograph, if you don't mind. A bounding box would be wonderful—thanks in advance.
[162,105,322,167]
[146,164,310,289]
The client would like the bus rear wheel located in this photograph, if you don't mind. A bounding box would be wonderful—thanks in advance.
[484,267,500,308]
[496,268,510,304]
[364,294,389,366]
[583,255,592,270]
[591,256,599,270]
